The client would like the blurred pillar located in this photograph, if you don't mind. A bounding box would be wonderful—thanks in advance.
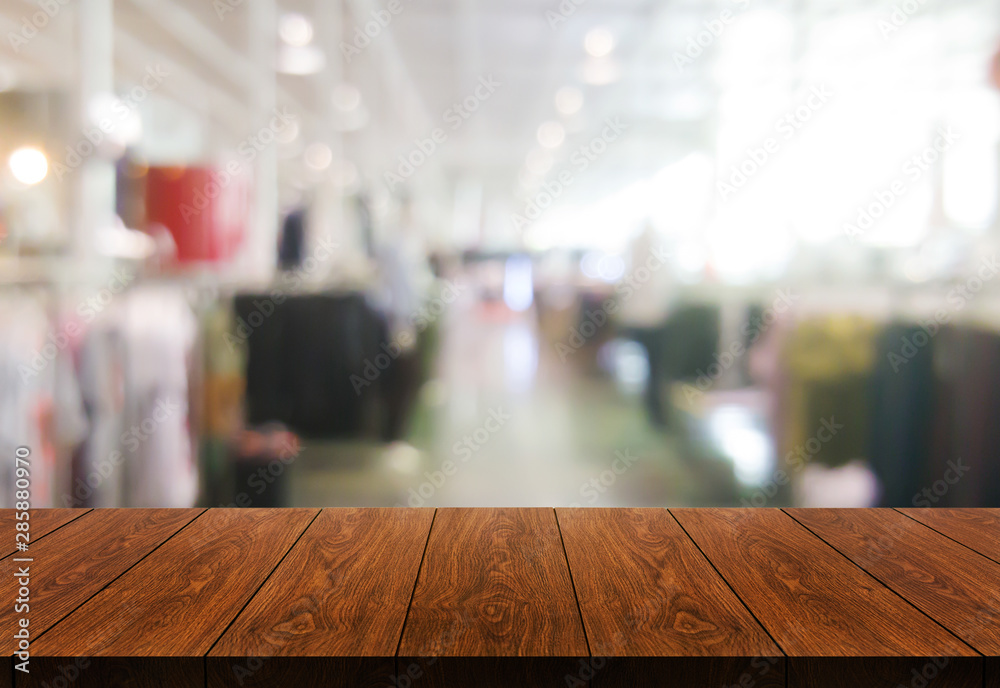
[247,0,279,278]
[312,0,348,280]
[72,0,116,264]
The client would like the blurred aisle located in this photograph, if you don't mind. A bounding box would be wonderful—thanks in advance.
[290,297,716,508]
[4,0,1000,511]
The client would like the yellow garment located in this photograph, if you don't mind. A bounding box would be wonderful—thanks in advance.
[782,316,878,468]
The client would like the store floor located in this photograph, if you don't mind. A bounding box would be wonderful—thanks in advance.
[288,298,737,508]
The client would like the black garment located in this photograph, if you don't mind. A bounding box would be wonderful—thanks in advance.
[278,208,306,271]
[662,305,720,381]
[624,325,669,428]
[237,292,383,439]
[868,324,936,506]
[623,305,720,429]
[930,327,1000,507]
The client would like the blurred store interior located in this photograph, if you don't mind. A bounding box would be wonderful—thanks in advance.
[1,0,1000,509]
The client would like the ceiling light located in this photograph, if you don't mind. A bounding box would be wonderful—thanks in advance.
[332,83,362,112]
[88,92,142,146]
[555,87,584,116]
[277,45,325,75]
[8,147,48,185]
[279,13,314,47]
[584,28,615,58]
[304,142,332,171]
[537,121,566,149]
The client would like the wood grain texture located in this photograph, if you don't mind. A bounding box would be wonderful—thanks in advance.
[557,508,784,688]
[1,509,91,559]
[208,508,435,688]
[671,508,980,688]
[5,507,999,688]
[3,509,90,688]
[23,509,317,688]
[898,508,1000,563]
[787,508,1000,656]
[0,509,201,655]
[398,508,587,688]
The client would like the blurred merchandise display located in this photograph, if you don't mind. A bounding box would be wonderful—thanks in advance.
[0,0,998,511]
[145,166,248,264]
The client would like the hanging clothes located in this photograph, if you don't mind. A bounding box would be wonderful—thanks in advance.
[118,285,199,507]
[867,323,936,506]
[71,302,128,507]
[237,291,384,439]
[780,315,878,470]
[0,291,87,507]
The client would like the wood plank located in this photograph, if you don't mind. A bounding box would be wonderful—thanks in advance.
[207,508,435,688]
[2,509,91,688]
[398,508,587,688]
[0,509,91,559]
[672,508,981,688]
[898,508,1000,563]
[20,508,318,688]
[787,508,1000,656]
[0,508,202,656]
[557,508,784,688]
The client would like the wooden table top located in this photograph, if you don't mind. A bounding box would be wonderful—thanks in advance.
[3,508,999,688]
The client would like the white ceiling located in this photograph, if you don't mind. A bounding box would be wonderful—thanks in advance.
[1,0,998,250]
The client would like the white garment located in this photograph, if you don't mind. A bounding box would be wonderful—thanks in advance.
[120,286,199,507]
[375,225,432,339]
[73,309,127,507]
[617,227,674,328]
[0,294,87,507]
